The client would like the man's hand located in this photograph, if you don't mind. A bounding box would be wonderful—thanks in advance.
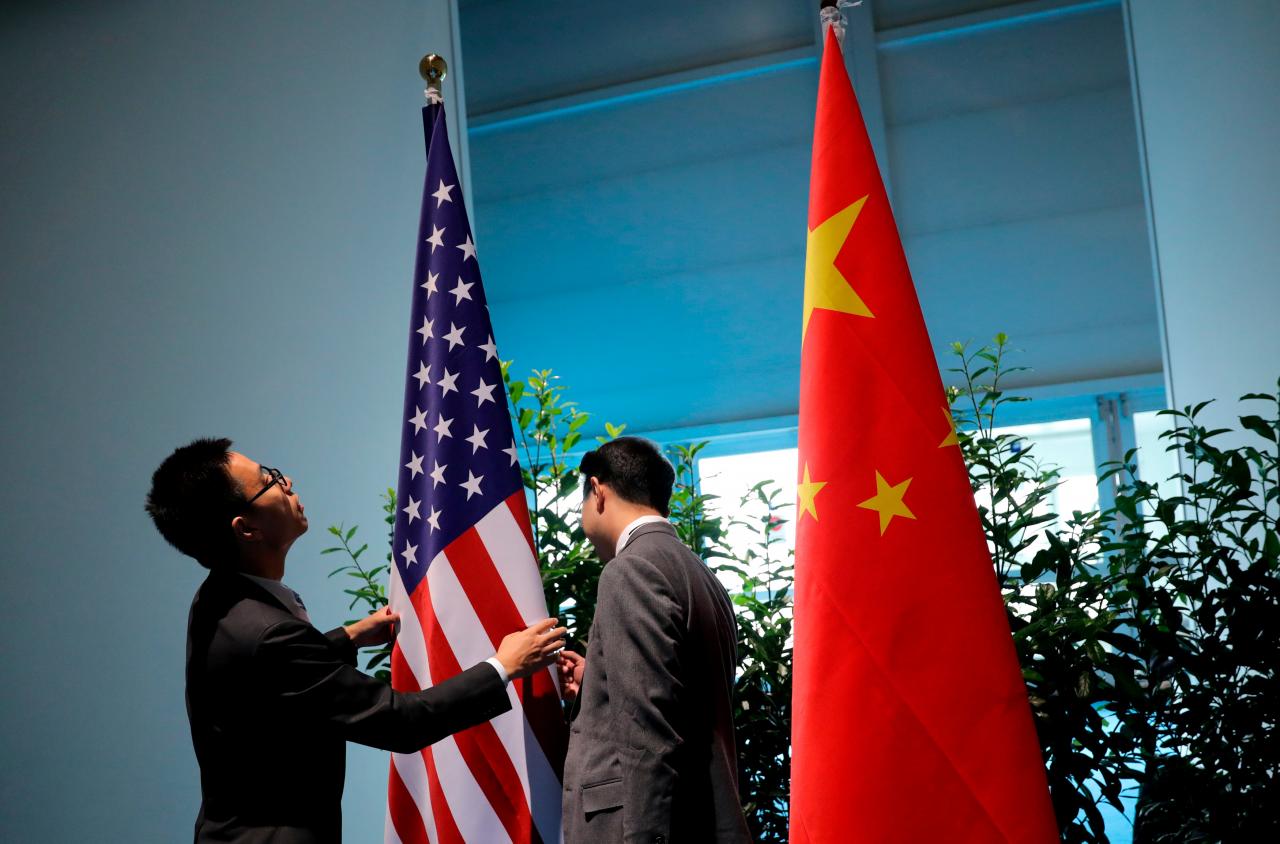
[344,606,400,649]
[557,649,586,701]
[496,618,568,680]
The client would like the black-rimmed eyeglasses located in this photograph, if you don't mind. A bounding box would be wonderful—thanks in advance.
[246,465,285,505]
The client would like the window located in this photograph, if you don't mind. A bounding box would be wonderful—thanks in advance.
[661,382,1168,566]
[984,418,1099,563]
[697,447,797,591]
[1133,409,1182,499]
[992,418,1100,517]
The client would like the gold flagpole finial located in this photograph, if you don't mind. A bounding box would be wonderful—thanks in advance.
[419,54,448,104]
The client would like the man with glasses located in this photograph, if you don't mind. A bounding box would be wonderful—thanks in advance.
[146,437,565,843]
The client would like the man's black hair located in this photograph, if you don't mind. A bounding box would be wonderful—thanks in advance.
[578,436,675,517]
[145,437,247,568]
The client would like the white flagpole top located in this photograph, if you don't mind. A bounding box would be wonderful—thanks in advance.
[821,0,863,45]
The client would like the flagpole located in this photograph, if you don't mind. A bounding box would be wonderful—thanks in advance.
[419,53,447,104]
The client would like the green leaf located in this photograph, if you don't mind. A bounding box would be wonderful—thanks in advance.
[1263,529,1280,564]
[1239,414,1277,442]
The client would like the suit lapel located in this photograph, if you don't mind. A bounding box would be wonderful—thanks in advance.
[206,567,295,616]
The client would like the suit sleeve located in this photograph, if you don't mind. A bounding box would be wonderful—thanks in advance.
[597,554,685,842]
[254,618,511,753]
[323,626,358,665]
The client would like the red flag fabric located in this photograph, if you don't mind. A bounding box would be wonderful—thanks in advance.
[788,27,1058,843]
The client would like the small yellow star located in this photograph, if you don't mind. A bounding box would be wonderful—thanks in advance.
[939,406,959,448]
[856,471,916,535]
[803,196,874,341]
[797,463,828,522]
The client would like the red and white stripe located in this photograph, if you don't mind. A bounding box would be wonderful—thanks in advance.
[385,492,566,844]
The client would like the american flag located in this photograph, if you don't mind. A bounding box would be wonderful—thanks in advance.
[383,102,566,844]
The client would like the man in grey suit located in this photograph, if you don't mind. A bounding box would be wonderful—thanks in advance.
[557,437,750,843]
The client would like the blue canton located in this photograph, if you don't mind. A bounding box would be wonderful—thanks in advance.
[392,104,522,597]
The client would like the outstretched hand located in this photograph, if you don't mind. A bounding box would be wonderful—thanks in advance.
[557,650,586,701]
[344,606,400,649]
[496,618,568,680]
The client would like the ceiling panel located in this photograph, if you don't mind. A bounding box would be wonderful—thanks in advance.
[460,0,814,113]
[879,2,1130,124]
[469,64,818,203]
[874,0,1031,31]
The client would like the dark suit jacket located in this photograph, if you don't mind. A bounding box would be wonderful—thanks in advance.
[562,522,750,844]
[186,568,510,843]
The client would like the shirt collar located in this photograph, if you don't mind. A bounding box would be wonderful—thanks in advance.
[615,514,670,557]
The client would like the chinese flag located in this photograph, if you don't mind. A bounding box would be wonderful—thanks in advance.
[788,27,1058,843]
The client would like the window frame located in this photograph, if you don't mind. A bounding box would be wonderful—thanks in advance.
[629,374,1168,514]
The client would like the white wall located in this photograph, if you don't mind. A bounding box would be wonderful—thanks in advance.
[0,2,466,839]
[1126,0,1280,437]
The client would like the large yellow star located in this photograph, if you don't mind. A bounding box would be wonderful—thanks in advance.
[939,406,959,448]
[803,196,873,341]
[856,471,916,535]
[797,463,827,522]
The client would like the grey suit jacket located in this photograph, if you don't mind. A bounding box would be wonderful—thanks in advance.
[562,522,750,844]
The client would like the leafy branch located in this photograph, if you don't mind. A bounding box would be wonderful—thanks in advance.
[322,492,395,681]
